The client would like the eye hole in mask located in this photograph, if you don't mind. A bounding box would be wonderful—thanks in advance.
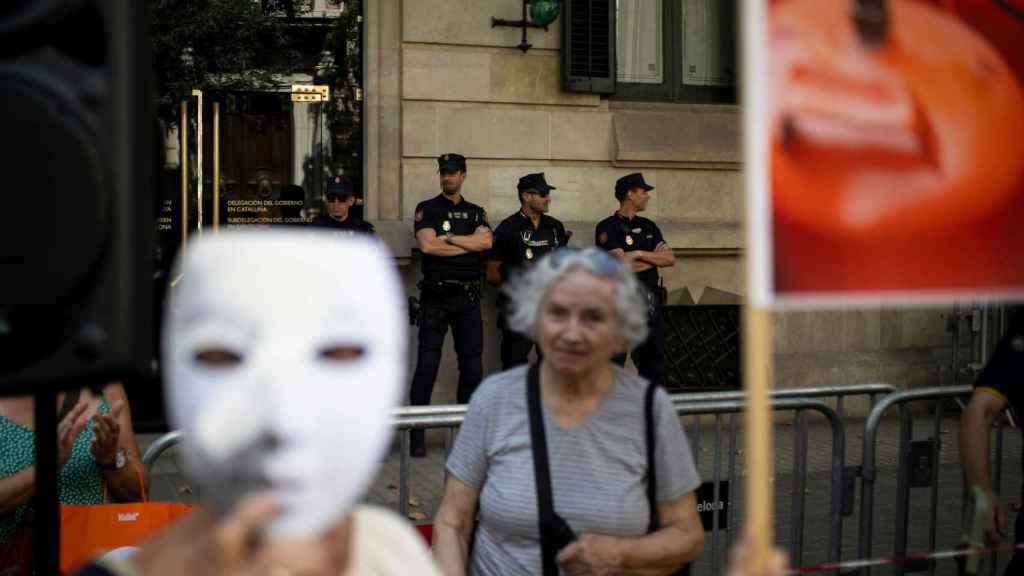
[194,348,244,368]
[317,345,365,362]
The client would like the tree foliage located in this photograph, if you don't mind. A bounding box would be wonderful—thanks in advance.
[150,0,312,123]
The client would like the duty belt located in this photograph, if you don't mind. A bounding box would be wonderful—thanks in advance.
[420,279,480,290]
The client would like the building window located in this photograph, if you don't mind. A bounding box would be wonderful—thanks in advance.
[616,0,736,103]
[562,0,735,103]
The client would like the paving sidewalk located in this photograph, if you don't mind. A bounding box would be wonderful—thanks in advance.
[141,411,1022,576]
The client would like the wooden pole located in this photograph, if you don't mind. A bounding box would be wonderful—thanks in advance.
[212,102,220,231]
[180,101,188,253]
[191,89,203,234]
[741,0,775,568]
[742,304,774,569]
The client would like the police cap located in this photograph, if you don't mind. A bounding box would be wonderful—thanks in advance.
[437,153,467,173]
[517,172,556,194]
[325,175,353,198]
[614,172,654,200]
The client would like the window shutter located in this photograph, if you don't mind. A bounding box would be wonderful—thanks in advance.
[562,0,616,94]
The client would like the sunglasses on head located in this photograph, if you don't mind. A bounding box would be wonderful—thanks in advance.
[548,247,623,277]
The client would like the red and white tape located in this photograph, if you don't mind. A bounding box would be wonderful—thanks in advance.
[786,542,1024,575]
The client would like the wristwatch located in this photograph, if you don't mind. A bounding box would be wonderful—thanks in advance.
[99,448,127,471]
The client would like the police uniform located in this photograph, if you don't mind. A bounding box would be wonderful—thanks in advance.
[595,172,668,388]
[309,213,375,235]
[491,173,570,369]
[409,154,490,454]
[974,311,1024,574]
[310,176,375,236]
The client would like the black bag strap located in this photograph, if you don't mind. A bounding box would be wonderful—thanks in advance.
[526,362,560,576]
[644,381,659,533]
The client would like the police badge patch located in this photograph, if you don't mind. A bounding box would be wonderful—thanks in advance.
[598,232,608,245]
[415,211,424,222]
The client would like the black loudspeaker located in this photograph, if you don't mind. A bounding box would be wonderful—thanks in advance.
[0,1,154,394]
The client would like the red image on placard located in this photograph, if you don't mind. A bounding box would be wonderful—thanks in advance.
[769,0,1024,297]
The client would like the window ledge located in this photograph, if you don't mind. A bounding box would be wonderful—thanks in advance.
[608,99,740,115]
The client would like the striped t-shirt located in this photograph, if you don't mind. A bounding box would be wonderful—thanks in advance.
[446,365,700,575]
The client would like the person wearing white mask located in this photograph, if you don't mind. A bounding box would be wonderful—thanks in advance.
[79,230,439,576]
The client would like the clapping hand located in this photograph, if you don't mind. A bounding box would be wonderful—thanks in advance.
[90,401,124,468]
[58,400,90,469]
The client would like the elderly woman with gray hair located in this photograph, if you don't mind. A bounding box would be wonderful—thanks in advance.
[433,248,704,576]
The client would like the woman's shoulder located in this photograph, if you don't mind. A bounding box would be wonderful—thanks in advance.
[350,505,441,575]
[470,365,529,407]
[610,365,650,397]
[608,367,676,415]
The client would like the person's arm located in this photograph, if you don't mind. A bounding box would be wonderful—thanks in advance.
[961,389,1008,543]
[557,492,704,575]
[638,242,675,268]
[0,468,36,516]
[447,225,493,253]
[417,228,470,257]
[0,399,91,514]
[125,494,287,576]
[433,475,480,576]
[725,531,789,576]
[98,383,149,502]
[609,248,656,273]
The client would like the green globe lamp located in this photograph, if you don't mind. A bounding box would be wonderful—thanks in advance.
[529,0,562,27]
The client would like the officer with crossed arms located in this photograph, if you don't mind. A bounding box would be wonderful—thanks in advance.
[595,172,674,388]
[409,153,492,457]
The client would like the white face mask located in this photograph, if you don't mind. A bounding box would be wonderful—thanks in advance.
[163,230,405,538]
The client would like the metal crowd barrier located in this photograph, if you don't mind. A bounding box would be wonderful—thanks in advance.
[393,383,895,420]
[856,385,1009,576]
[391,397,847,574]
[142,384,897,574]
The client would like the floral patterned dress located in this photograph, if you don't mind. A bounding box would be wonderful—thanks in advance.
[0,399,109,544]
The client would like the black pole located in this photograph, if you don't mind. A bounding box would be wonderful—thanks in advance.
[33,388,60,576]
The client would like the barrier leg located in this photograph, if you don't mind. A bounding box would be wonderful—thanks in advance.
[828,412,845,564]
[894,404,914,576]
[712,414,723,575]
[400,429,410,518]
[790,410,808,567]
[691,416,702,465]
[990,423,1005,576]
[928,403,942,576]
[727,412,739,554]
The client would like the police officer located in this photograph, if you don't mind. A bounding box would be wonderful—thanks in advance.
[309,175,375,235]
[595,172,674,387]
[960,311,1024,575]
[487,172,570,370]
[409,153,492,457]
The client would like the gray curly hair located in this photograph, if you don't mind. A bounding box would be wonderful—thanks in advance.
[503,247,649,349]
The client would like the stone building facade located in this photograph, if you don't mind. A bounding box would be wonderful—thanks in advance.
[351,0,974,411]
